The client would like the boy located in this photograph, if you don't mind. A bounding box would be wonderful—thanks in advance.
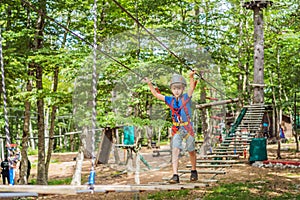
[144,71,198,183]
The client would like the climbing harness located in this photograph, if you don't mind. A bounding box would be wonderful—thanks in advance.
[167,95,194,137]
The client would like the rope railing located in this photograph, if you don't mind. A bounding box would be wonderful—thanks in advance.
[87,0,98,190]
[0,28,11,155]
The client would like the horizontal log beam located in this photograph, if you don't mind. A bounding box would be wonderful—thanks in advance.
[196,98,239,109]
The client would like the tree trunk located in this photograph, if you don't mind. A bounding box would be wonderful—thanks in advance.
[35,0,47,185]
[276,44,282,158]
[45,67,59,181]
[36,63,47,184]
[19,65,34,185]
[71,142,84,185]
[293,93,299,152]
[199,84,209,156]
[252,6,265,104]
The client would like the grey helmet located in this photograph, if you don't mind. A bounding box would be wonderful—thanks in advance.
[170,74,186,87]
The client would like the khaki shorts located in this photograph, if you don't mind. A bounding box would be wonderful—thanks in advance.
[171,127,195,152]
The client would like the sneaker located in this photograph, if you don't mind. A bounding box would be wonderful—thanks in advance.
[169,174,179,184]
[190,170,198,181]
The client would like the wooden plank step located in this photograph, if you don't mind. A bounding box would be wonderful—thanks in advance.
[239,124,261,126]
[223,139,252,142]
[160,178,218,183]
[222,142,251,144]
[186,164,232,168]
[150,182,209,189]
[152,149,171,157]
[213,148,246,152]
[196,160,241,164]
[198,154,239,159]
[224,136,252,139]
[215,145,247,148]
[242,117,263,119]
[209,152,243,155]
[178,170,226,174]
[220,144,249,147]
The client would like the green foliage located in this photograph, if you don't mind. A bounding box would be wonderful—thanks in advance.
[27,148,38,156]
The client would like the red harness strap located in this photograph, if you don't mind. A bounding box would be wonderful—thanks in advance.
[168,96,194,137]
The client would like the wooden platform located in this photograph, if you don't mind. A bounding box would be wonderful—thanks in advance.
[198,154,239,159]
[161,178,218,183]
[196,159,243,164]
[214,146,247,149]
[152,149,171,157]
[0,183,208,195]
[209,151,243,155]
[186,164,232,168]
[178,170,226,175]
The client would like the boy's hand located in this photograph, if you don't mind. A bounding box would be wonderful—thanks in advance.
[143,77,151,84]
[190,70,196,77]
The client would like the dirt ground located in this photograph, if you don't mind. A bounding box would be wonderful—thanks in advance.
[23,138,300,200]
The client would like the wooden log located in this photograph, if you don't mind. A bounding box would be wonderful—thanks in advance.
[0,185,81,195]
[214,146,246,150]
[178,170,226,174]
[196,98,239,109]
[198,154,239,159]
[196,160,241,164]
[210,151,243,155]
[160,178,217,183]
[186,164,232,168]
[0,184,209,194]
[152,149,171,157]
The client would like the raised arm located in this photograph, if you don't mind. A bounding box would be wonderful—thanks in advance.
[187,70,196,97]
[144,77,165,101]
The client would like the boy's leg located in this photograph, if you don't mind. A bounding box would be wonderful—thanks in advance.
[172,147,180,174]
[169,134,182,183]
[188,150,197,170]
[186,135,198,181]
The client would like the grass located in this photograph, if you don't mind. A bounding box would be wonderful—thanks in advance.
[202,182,300,200]
[28,148,38,156]
[142,182,300,200]
[146,190,189,200]
[30,177,72,185]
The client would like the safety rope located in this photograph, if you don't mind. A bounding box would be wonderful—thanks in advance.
[0,28,11,156]
[22,0,230,99]
[88,0,98,190]
[21,0,143,81]
[112,0,232,99]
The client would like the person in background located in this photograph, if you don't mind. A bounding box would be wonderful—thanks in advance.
[1,156,10,185]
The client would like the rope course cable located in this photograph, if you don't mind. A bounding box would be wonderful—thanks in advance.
[21,0,229,100]
[112,0,232,99]
[0,28,11,156]
[20,0,144,80]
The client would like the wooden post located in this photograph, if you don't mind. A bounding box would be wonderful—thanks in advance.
[97,127,113,164]
[243,1,272,104]
[0,138,3,160]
